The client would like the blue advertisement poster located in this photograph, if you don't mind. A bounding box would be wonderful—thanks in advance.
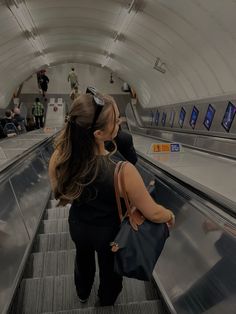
[203,104,215,130]
[170,143,181,152]
[189,106,199,129]
[178,107,186,128]
[221,101,236,132]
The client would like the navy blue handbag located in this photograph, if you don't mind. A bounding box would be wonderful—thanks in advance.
[111,161,169,281]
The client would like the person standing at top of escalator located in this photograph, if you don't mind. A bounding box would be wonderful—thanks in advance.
[70,85,81,101]
[68,67,78,91]
[39,70,49,101]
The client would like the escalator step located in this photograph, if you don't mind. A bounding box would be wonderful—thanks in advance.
[12,274,159,314]
[38,219,69,234]
[44,207,70,220]
[48,199,59,208]
[41,300,164,313]
[12,276,54,314]
[33,233,74,252]
[24,250,75,278]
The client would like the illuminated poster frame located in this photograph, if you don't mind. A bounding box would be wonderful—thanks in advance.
[203,104,215,130]
[221,101,236,132]
[189,106,199,129]
[178,107,186,128]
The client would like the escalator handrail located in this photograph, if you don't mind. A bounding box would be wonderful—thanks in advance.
[0,132,58,180]
[137,152,236,223]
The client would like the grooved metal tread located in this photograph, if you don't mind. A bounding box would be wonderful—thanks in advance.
[44,207,70,220]
[39,218,69,234]
[33,232,74,252]
[25,250,76,278]
[41,300,163,314]
[13,274,159,314]
[48,199,60,208]
[12,199,166,314]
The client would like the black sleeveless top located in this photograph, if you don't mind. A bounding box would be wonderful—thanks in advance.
[69,156,122,227]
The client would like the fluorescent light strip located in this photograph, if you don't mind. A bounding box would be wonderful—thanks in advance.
[115,8,136,38]
[8,2,46,55]
[10,3,35,34]
[101,2,138,67]
[28,37,43,53]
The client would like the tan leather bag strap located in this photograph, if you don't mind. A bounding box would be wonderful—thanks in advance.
[114,161,124,222]
[114,161,134,222]
[119,162,133,216]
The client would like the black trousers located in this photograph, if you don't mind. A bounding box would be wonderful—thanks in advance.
[34,116,44,128]
[69,220,123,305]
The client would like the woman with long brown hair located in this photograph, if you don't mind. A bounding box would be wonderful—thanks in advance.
[49,92,175,306]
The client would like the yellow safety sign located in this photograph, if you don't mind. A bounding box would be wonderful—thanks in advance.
[150,143,181,153]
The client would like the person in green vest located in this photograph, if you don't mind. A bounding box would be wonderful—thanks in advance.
[32,97,44,128]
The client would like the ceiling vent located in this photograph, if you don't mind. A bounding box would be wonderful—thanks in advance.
[153,57,166,74]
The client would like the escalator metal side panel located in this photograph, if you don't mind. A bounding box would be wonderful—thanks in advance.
[136,160,236,314]
[0,180,29,314]
[10,154,50,238]
[0,143,53,314]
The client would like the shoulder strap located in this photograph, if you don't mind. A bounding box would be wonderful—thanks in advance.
[114,161,124,222]
[119,162,132,216]
[114,161,133,223]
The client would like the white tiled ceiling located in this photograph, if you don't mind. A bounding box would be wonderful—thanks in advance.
[1,0,236,108]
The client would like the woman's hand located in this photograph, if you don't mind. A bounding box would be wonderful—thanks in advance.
[167,211,175,228]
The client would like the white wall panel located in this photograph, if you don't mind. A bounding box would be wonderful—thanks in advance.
[160,0,236,92]
[142,2,223,97]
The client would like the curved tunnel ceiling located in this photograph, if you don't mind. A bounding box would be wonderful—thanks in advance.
[1,0,236,108]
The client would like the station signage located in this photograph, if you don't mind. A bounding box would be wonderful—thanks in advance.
[150,143,181,153]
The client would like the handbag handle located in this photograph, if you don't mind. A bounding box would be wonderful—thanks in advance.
[114,161,124,222]
[114,161,132,222]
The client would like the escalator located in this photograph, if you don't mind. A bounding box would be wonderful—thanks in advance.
[1,141,235,314]
[10,197,166,314]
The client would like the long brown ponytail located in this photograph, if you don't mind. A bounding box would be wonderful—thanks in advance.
[52,93,117,204]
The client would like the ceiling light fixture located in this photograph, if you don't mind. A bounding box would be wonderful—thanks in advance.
[5,0,49,63]
[101,0,142,68]
[6,1,35,34]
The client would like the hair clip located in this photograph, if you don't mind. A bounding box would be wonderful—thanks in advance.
[66,115,73,124]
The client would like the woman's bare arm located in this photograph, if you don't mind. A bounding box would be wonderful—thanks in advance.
[119,163,174,224]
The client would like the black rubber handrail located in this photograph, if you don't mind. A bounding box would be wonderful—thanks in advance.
[0,133,58,180]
